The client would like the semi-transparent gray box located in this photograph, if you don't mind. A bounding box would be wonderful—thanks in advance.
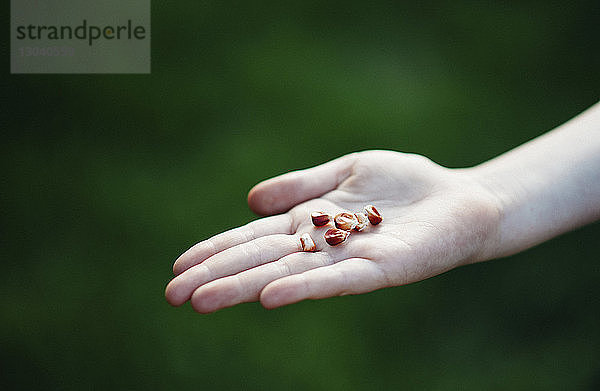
[11,0,150,74]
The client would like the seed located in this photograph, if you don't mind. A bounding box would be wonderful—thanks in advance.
[354,212,368,231]
[334,212,358,231]
[311,211,331,227]
[300,233,316,252]
[364,205,382,225]
[324,228,349,246]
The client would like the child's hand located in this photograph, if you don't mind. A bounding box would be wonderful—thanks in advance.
[165,150,501,313]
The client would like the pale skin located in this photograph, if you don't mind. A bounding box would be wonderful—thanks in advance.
[165,102,600,313]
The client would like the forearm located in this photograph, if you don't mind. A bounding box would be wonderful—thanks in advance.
[472,102,600,259]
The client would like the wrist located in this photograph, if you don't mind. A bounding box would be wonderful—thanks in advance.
[456,166,507,263]
[468,104,600,260]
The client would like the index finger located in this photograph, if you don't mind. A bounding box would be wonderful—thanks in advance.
[172,214,293,275]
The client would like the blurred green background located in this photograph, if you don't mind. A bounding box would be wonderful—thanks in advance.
[3,1,600,389]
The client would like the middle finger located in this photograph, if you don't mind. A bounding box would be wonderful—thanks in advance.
[165,234,301,306]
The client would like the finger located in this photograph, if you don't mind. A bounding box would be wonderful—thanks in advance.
[260,258,389,309]
[165,234,301,306]
[190,251,334,313]
[172,214,293,275]
[247,153,357,216]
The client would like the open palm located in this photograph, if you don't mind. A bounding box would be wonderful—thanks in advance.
[165,150,500,313]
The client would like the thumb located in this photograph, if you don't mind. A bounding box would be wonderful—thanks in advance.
[247,153,357,216]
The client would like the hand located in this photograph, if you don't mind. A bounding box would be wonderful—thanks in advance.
[165,150,501,313]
